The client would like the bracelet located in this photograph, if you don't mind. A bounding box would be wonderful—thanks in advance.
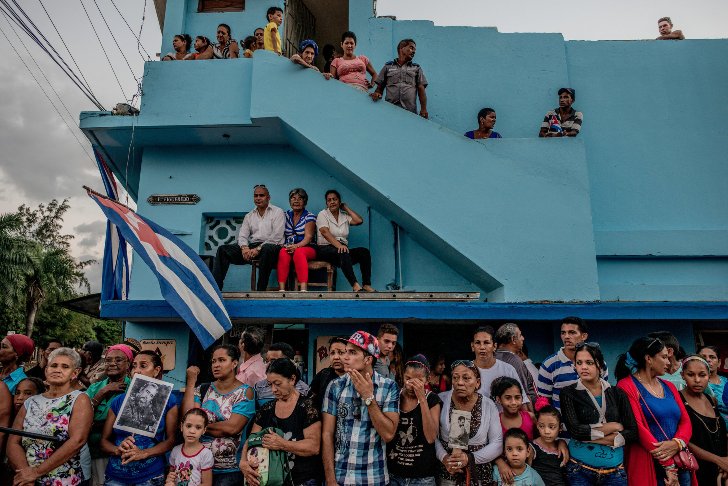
[673,438,685,450]
[664,464,676,470]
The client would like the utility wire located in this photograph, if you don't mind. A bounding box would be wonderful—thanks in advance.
[91,0,140,86]
[0,15,96,166]
[1,9,77,127]
[36,0,96,101]
[108,0,151,61]
[78,0,128,101]
[0,0,105,110]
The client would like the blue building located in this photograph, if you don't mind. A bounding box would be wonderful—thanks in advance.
[80,0,728,386]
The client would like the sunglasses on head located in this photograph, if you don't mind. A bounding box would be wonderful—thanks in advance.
[575,341,600,350]
[451,359,474,370]
[253,184,266,189]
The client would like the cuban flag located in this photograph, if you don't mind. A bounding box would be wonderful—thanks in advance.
[86,186,232,348]
[94,150,130,301]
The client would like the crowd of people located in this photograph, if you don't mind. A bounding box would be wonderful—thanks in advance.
[0,316,726,486]
[158,10,687,144]
[212,185,373,292]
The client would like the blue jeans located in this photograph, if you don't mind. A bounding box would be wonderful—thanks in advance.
[566,459,627,486]
[212,471,244,486]
[390,476,436,486]
[105,475,165,486]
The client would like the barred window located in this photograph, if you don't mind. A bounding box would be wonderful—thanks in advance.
[198,0,244,13]
[203,215,245,254]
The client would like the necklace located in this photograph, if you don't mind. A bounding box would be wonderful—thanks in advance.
[637,373,664,398]
[693,408,720,434]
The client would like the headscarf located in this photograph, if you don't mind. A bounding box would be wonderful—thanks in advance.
[6,334,35,362]
[107,344,134,363]
[299,39,318,57]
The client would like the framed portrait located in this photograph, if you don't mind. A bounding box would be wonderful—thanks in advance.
[449,409,471,450]
[113,374,173,438]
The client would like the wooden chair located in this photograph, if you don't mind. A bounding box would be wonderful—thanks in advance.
[296,260,336,291]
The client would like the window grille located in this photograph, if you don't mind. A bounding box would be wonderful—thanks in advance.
[203,215,244,254]
[283,0,315,57]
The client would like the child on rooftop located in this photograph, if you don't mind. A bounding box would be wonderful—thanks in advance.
[264,7,283,55]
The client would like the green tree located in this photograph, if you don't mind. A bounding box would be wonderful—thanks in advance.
[0,200,94,338]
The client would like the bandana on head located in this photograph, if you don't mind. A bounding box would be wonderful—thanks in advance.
[107,344,134,362]
[5,334,35,362]
[348,331,380,358]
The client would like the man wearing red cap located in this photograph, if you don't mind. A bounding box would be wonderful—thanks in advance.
[322,330,400,486]
[0,333,34,393]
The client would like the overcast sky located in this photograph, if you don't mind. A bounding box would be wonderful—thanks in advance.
[0,0,724,292]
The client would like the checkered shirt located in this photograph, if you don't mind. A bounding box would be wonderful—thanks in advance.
[323,371,399,486]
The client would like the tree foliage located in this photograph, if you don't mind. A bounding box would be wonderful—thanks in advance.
[0,199,121,345]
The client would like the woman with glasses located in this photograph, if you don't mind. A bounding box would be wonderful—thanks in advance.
[616,337,695,486]
[387,355,442,486]
[679,355,728,486]
[213,23,239,59]
[560,342,637,485]
[85,344,133,485]
[277,188,318,291]
[435,360,502,486]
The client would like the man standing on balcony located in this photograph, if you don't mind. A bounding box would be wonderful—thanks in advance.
[371,39,429,119]
[212,184,284,291]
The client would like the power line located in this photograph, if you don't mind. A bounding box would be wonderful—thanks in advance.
[1,8,77,127]
[0,14,96,167]
[77,0,128,101]
[90,0,140,86]
[108,0,152,61]
[0,0,105,110]
[36,0,96,99]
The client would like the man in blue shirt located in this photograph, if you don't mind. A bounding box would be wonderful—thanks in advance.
[538,317,608,411]
[322,330,399,486]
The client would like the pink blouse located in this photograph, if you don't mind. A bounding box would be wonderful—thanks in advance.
[332,55,370,91]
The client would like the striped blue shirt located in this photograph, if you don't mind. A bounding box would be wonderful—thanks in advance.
[323,371,399,485]
[284,209,316,244]
[537,348,609,411]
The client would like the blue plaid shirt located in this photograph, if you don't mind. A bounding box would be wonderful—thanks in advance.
[323,371,399,486]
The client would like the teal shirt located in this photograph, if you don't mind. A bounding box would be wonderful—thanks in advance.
[85,376,131,459]
[661,366,685,391]
[494,464,545,486]
[2,367,27,394]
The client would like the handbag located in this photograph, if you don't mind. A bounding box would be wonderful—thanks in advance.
[637,387,699,472]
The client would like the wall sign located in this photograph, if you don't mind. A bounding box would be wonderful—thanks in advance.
[147,194,200,205]
[140,339,176,371]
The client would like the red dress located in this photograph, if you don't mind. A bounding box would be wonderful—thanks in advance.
[616,376,696,486]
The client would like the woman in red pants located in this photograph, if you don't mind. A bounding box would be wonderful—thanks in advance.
[277,188,317,291]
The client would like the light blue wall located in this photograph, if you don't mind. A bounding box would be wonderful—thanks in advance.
[85,28,728,303]
[128,143,486,296]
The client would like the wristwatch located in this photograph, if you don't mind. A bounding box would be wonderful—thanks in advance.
[364,395,375,407]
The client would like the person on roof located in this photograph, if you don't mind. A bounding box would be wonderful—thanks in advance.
[538,88,583,137]
[371,38,429,119]
[330,31,377,93]
[162,34,192,61]
[290,39,332,79]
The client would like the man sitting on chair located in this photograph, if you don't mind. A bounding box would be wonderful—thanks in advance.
[212,184,284,291]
